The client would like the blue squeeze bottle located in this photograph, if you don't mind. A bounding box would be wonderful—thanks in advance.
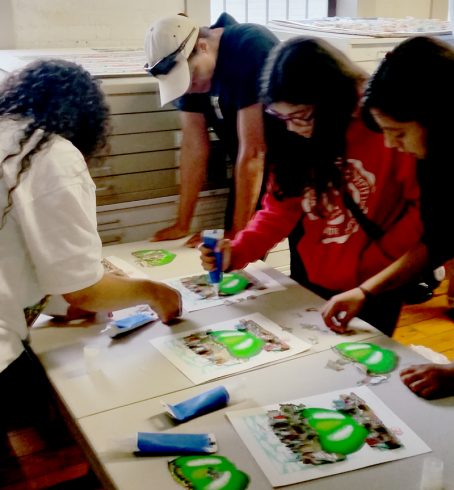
[202,229,224,296]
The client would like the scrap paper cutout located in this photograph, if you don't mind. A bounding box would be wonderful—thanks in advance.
[150,313,311,384]
[335,342,398,374]
[168,455,250,490]
[132,249,176,267]
[164,262,285,312]
[226,386,430,487]
[102,256,149,279]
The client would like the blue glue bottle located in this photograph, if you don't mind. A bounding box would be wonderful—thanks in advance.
[202,229,224,296]
[163,386,229,422]
[113,432,217,455]
[162,379,247,423]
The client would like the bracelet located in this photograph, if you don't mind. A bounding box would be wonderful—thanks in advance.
[358,285,373,300]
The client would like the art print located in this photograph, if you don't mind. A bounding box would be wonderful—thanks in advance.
[150,313,311,384]
[227,386,430,486]
[164,263,285,312]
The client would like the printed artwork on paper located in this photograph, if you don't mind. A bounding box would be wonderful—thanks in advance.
[150,313,311,384]
[226,386,430,487]
[164,262,285,312]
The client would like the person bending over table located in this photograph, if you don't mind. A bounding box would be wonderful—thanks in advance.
[200,37,422,337]
[0,60,182,441]
[144,12,279,247]
[321,36,454,399]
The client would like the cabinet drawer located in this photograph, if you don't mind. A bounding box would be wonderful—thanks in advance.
[96,186,180,206]
[89,150,178,177]
[98,212,225,245]
[97,203,176,230]
[349,43,398,62]
[94,169,178,197]
[264,239,290,275]
[97,194,228,231]
[105,93,175,114]
[104,131,181,155]
[110,111,180,134]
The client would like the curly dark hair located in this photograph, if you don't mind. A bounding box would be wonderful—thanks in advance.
[0,58,110,226]
[260,37,368,206]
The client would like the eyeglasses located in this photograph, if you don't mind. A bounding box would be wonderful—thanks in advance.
[144,27,196,77]
[265,106,315,123]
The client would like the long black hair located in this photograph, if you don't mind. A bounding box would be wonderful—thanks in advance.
[261,36,368,207]
[0,58,110,226]
[363,36,454,163]
[363,36,454,266]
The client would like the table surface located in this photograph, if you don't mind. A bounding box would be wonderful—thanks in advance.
[79,336,454,490]
[30,239,379,419]
[29,239,454,490]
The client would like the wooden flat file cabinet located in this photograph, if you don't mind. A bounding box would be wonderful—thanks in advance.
[92,76,229,245]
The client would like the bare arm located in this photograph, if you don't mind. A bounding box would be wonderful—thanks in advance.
[322,242,429,332]
[151,111,210,241]
[360,241,429,295]
[231,103,266,235]
[63,273,181,324]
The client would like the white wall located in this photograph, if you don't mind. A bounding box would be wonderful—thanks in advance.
[336,0,448,18]
[0,0,210,49]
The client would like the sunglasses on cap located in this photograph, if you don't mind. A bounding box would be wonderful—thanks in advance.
[144,27,197,77]
[265,106,315,123]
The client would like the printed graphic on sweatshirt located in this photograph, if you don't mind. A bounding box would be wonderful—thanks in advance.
[301,159,376,244]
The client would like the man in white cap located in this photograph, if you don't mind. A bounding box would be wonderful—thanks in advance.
[144,12,279,246]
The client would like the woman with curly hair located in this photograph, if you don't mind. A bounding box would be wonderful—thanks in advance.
[200,37,422,335]
[0,59,181,439]
[322,36,454,399]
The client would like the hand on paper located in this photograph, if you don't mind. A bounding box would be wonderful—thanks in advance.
[184,232,202,248]
[199,238,232,273]
[150,223,189,243]
[321,287,366,333]
[149,282,183,324]
[400,363,454,399]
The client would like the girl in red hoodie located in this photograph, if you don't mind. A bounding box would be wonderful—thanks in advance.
[201,36,423,336]
[322,36,454,399]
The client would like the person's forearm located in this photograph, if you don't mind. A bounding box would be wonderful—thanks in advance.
[175,113,210,231]
[360,242,429,296]
[63,273,167,312]
[231,152,265,234]
[177,151,208,231]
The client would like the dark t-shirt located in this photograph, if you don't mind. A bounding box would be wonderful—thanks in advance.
[174,13,279,162]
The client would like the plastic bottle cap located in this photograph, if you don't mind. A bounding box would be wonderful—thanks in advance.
[420,456,444,490]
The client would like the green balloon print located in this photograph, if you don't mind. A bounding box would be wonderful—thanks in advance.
[169,455,250,490]
[302,408,369,455]
[335,342,398,374]
[218,273,250,295]
[209,330,264,358]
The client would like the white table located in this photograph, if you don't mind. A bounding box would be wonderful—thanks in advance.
[30,240,379,418]
[29,240,454,490]
[78,335,454,490]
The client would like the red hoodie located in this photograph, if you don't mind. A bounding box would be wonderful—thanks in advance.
[230,117,422,292]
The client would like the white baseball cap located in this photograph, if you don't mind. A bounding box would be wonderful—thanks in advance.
[144,14,199,106]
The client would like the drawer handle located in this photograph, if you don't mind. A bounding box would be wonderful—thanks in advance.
[90,165,113,176]
[95,165,112,172]
[98,219,121,226]
[101,234,123,244]
[96,185,114,193]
